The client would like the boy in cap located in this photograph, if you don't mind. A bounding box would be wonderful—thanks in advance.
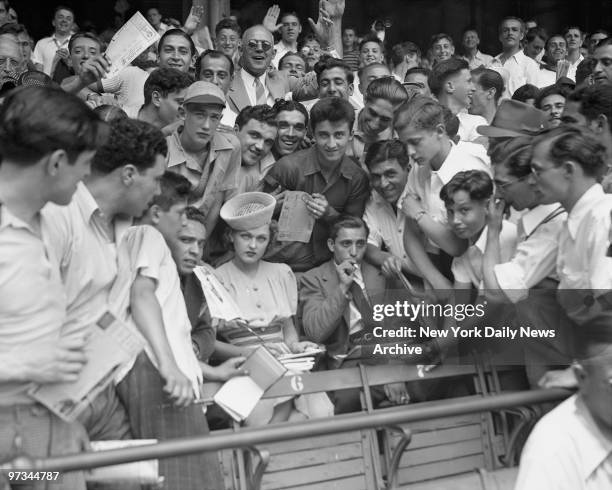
[166,80,241,241]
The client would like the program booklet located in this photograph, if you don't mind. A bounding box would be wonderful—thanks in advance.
[213,346,287,422]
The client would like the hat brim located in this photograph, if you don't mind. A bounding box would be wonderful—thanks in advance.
[476,125,540,138]
[184,96,226,107]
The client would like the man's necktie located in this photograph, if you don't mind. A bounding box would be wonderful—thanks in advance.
[254,77,266,105]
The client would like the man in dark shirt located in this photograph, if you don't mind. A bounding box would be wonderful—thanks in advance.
[263,97,370,272]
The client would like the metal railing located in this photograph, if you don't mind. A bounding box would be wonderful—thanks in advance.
[0,388,571,474]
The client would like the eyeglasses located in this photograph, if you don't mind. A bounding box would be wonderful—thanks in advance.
[494,174,530,190]
[246,40,273,53]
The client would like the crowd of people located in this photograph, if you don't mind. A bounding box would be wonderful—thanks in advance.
[1,1,612,489]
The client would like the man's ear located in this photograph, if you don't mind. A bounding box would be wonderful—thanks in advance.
[594,113,609,134]
[149,204,162,224]
[178,105,186,121]
[445,80,455,94]
[327,238,335,253]
[120,164,137,186]
[151,90,162,108]
[488,88,497,100]
[45,149,68,177]
[347,82,354,97]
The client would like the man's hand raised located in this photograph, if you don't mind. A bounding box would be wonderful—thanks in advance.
[263,4,281,33]
[78,54,111,86]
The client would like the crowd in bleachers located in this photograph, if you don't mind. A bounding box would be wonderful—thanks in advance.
[1,1,612,488]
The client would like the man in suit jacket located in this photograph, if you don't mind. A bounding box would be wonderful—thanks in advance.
[226,25,318,114]
[299,215,410,413]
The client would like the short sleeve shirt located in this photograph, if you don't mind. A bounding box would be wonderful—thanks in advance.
[166,128,241,214]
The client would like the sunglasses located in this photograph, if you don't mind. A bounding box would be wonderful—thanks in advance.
[246,40,273,53]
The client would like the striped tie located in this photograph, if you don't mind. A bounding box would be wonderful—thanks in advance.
[254,77,266,105]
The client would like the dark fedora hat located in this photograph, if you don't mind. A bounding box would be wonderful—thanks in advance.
[477,99,550,138]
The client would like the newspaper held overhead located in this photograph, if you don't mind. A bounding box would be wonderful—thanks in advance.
[278,191,315,243]
[104,11,160,79]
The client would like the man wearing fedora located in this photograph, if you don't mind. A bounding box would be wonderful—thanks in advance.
[166,81,241,242]
[475,99,550,151]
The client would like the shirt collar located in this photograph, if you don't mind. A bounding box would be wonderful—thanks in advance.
[0,204,38,232]
[520,203,565,236]
[567,184,604,239]
[74,181,100,222]
[168,127,234,170]
[473,225,488,254]
[434,142,459,185]
[302,147,357,180]
[574,395,612,481]
[241,68,266,87]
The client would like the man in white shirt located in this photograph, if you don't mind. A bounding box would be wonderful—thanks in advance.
[429,58,488,143]
[531,125,612,328]
[395,96,491,292]
[440,170,517,289]
[43,118,168,440]
[31,6,74,75]
[0,86,106,490]
[272,11,301,69]
[363,139,419,281]
[490,17,539,96]
[515,327,612,490]
[461,28,493,70]
[565,26,585,82]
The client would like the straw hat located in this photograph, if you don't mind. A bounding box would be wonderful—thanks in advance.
[220,192,276,231]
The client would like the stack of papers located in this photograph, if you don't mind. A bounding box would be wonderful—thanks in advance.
[278,348,325,372]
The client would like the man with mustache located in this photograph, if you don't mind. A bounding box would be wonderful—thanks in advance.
[490,17,539,96]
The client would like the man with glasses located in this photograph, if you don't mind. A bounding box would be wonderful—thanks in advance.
[214,18,241,68]
[481,137,570,388]
[0,33,24,87]
[531,126,612,328]
[226,25,318,115]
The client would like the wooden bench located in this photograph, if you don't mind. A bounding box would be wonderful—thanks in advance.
[203,361,538,490]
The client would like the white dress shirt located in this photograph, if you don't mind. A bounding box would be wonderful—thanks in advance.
[515,394,612,490]
[452,222,518,288]
[240,69,275,107]
[31,33,71,75]
[363,182,417,274]
[494,203,566,302]
[490,50,540,96]
[404,142,491,253]
[457,112,488,142]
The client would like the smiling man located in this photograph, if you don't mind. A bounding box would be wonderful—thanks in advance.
[564,26,584,82]
[363,139,419,281]
[429,58,487,142]
[234,105,278,193]
[272,99,309,158]
[262,97,370,272]
[272,11,302,69]
[32,5,74,75]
